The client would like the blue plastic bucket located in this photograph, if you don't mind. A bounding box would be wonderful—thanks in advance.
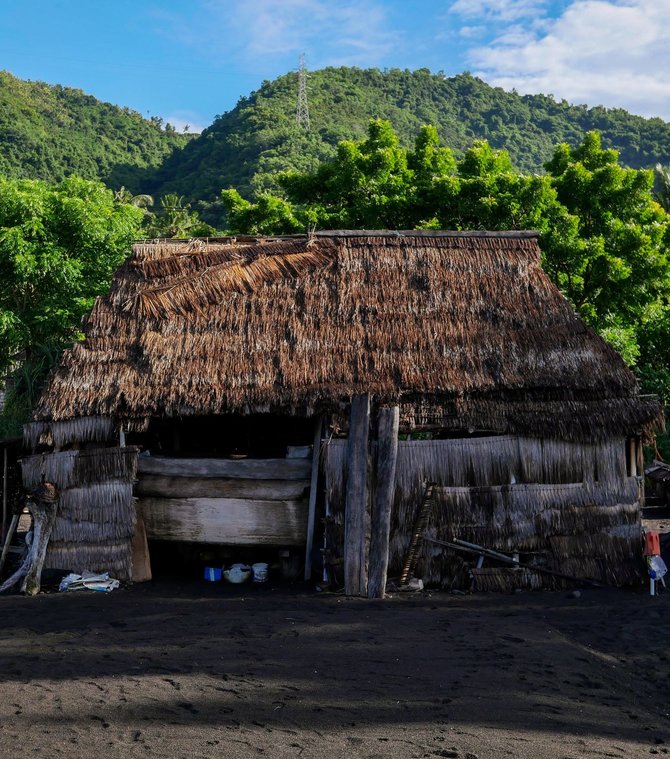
[204,566,222,582]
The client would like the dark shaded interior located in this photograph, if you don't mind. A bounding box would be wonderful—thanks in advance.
[127,413,315,458]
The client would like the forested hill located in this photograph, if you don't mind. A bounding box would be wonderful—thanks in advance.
[149,67,670,203]
[0,71,189,192]
[3,67,670,208]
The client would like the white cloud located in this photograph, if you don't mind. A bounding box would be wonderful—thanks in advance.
[163,114,206,134]
[164,0,397,69]
[458,24,487,38]
[450,0,551,22]
[458,0,670,120]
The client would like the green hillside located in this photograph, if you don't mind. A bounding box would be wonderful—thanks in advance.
[149,67,670,207]
[0,70,189,192]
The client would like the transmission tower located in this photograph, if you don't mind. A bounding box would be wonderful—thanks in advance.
[296,54,310,131]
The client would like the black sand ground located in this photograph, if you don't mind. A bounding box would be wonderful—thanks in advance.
[1,582,669,759]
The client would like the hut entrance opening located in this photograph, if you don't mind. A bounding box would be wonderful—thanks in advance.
[129,414,317,582]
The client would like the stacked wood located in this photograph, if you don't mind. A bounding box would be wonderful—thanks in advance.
[136,456,310,547]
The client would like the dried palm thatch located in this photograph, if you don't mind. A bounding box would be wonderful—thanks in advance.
[324,436,643,588]
[20,447,138,579]
[30,232,661,444]
[23,416,114,451]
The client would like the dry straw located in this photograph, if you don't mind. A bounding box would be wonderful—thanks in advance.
[30,232,661,444]
[324,435,643,588]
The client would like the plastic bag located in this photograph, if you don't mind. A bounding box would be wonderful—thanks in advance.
[647,555,667,580]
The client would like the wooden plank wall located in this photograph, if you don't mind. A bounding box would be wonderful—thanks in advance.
[136,457,311,546]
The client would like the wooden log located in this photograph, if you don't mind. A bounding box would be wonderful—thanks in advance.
[138,457,311,480]
[344,393,371,597]
[138,496,308,545]
[304,416,323,581]
[23,499,58,595]
[135,475,309,500]
[0,498,58,595]
[368,406,399,598]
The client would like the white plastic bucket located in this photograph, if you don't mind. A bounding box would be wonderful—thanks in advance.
[252,562,268,583]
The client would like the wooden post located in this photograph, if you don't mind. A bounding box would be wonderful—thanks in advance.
[22,499,58,596]
[368,405,399,599]
[0,513,19,576]
[304,415,323,581]
[0,497,58,595]
[2,446,7,545]
[344,394,370,596]
[131,511,152,582]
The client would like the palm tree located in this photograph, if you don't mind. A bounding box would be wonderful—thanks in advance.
[114,186,154,210]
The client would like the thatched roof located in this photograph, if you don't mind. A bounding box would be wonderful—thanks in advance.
[31,231,661,441]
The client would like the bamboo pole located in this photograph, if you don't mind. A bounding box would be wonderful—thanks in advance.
[304,416,323,581]
[368,406,399,598]
[344,394,370,596]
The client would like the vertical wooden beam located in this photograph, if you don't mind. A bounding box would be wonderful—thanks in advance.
[22,499,58,596]
[304,415,323,581]
[2,446,7,545]
[368,405,399,599]
[344,393,370,597]
[628,438,637,478]
[0,514,19,576]
[131,510,152,582]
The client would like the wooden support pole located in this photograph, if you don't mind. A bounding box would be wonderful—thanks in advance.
[22,499,58,596]
[0,513,19,576]
[368,405,399,599]
[0,498,57,595]
[2,446,7,545]
[304,415,323,581]
[344,393,370,597]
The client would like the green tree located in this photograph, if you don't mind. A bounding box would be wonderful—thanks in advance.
[221,122,670,384]
[0,176,144,431]
[543,132,670,335]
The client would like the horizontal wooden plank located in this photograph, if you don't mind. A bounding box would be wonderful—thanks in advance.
[137,456,311,480]
[138,496,308,545]
[135,475,309,500]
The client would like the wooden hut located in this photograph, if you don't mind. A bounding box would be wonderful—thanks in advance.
[21,231,662,594]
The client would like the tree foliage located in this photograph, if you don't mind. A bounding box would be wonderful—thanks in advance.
[151,67,670,217]
[0,176,144,383]
[144,193,216,239]
[0,70,190,192]
[222,121,670,411]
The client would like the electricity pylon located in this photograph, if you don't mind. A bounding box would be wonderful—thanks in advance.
[296,53,310,131]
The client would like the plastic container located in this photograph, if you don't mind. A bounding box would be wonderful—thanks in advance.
[203,567,222,582]
[223,564,251,584]
[644,531,661,557]
[252,562,269,583]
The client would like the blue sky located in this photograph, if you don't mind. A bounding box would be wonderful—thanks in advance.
[0,0,668,132]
